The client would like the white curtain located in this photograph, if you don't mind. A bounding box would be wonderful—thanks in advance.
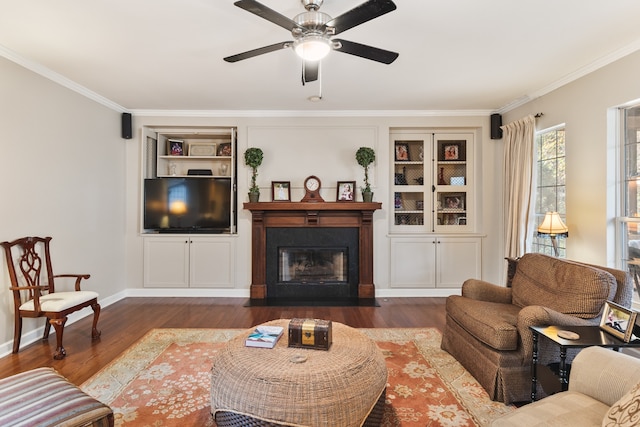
[502,115,536,259]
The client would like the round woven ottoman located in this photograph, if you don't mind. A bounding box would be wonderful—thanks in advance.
[210,319,387,427]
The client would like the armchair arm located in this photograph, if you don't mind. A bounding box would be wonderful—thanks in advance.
[9,284,48,312]
[461,279,512,303]
[53,274,91,291]
[517,306,595,361]
[569,346,640,406]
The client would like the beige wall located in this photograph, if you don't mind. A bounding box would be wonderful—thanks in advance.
[503,49,640,266]
[0,57,127,352]
[125,116,500,299]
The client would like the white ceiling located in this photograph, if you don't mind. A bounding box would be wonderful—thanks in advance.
[2,0,640,113]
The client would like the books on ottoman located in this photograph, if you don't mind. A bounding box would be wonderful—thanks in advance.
[245,325,284,348]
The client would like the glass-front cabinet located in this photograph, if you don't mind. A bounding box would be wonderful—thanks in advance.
[391,131,473,233]
[389,129,479,290]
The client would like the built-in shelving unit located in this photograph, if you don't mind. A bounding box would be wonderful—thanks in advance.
[389,129,481,289]
[140,126,238,289]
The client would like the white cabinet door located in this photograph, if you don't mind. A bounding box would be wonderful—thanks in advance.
[144,236,235,288]
[390,238,437,288]
[390,236,482,289]
[143,237,189,288]
[436,237,482,288]
[189,237,235,288]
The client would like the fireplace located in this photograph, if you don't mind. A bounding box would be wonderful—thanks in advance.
[244,202,382,303]
[266,227,359,300]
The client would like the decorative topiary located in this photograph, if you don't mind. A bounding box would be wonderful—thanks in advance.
[356,147,376,195]
[244,147,264,196]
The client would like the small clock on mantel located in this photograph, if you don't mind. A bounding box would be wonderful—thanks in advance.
[301,175,324,202]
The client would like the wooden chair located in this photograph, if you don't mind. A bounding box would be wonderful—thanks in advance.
[1,236,101,359]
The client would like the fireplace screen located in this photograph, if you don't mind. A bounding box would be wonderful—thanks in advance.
[279,247,348,283]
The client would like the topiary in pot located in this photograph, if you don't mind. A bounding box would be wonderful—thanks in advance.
[244,147,264,202]
[356,147,375,202]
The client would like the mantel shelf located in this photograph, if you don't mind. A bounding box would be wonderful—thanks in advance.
[243,202,382,212]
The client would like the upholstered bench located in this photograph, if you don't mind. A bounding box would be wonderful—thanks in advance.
[0,367,114,427]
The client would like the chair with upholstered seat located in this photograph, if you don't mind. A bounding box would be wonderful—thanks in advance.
[1,236,101,359]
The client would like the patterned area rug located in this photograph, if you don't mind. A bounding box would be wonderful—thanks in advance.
[81,328,514,426]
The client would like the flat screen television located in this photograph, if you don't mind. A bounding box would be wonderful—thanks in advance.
[144,177,233,233]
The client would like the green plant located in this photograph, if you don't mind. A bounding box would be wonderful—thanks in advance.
[244,147,264,194]
[355,147,376,193]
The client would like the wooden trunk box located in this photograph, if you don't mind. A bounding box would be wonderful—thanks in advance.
[288,318,332,350]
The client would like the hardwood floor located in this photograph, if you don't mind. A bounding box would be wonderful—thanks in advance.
[0,297,446,385]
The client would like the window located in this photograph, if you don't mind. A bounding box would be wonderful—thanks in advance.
[619,104,640,302]
[531,126,566,257]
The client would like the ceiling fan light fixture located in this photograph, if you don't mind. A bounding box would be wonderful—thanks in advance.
[294,35,331,61]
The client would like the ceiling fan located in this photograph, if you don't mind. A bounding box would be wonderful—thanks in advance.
[223,0,399,84]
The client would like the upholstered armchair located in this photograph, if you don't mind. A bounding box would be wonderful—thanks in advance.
[441,253,632,404]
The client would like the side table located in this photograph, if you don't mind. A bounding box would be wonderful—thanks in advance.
[529,325,640,401]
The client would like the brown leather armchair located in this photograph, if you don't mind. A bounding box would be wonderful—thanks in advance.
[441,253,632,404]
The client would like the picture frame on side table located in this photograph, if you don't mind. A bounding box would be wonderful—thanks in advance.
[600,300,637,342]
[337,181,355,201]
[271,181,291,202]
[168,139,184,156]
[395,143,410,161]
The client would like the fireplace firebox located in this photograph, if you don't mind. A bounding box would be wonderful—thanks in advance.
[266,227,359,300]
[244,202,382,303]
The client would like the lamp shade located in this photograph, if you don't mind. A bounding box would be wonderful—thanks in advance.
[537,212,568,236]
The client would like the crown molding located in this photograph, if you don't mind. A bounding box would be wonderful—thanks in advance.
[0,44,127,113]
[498,38,640,114]
[129,109,495,118]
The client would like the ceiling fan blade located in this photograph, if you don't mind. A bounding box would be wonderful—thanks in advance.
[325,0,397,35]
[303,61,319,83]
[333,39,398,64]
[224,41,292,62]
[234,0,301,31]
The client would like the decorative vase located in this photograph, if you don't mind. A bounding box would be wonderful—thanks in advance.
[248,192,260,203]
[438,167,446,185]
[362,191,374,203]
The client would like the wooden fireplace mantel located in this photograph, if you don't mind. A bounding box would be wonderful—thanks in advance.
[244,202,382,300]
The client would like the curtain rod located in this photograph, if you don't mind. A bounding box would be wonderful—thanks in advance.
[534,113,544,118]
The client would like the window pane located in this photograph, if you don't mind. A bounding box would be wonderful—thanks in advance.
[532,126,566,257]
[539,159,557,187]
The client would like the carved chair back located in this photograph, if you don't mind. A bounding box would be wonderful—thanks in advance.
[2,236,56,311]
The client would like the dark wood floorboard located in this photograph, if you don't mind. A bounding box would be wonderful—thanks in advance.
[0,297,446,385]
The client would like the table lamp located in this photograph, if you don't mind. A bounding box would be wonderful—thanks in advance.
[537,212,569,256]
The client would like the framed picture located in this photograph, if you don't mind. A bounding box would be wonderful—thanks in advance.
[337,181,356,202]
[395,143,410,161]
[600,300,637,342]
[217,142,232,157]
[188,142,216,157]
[271,181,291,202]
[444,143,460,160]
[168,139,185,156]
[443,195,464,210]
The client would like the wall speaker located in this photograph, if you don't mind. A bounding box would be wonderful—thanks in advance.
[490,113,503,139]
[121,112,132,139]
